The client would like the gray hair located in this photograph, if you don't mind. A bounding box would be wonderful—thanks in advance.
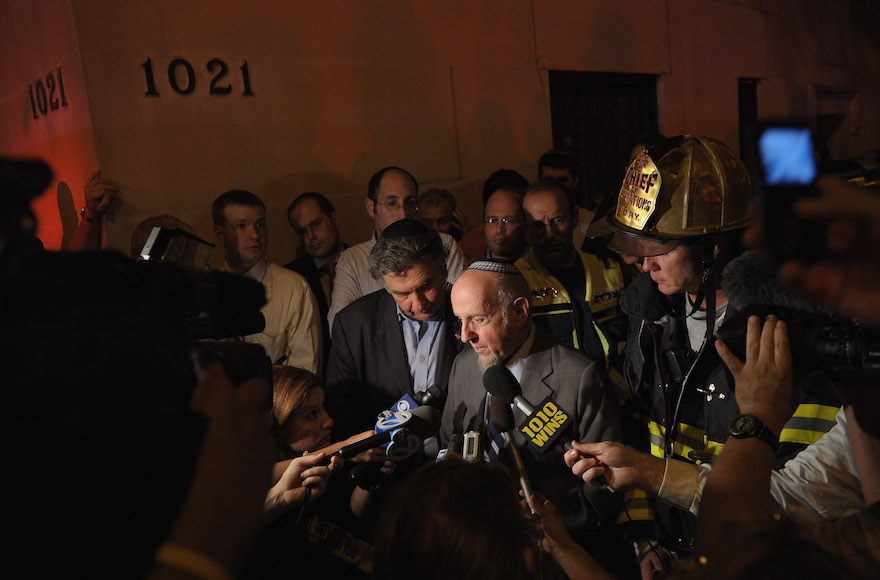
[369,227,449,280]
[493,271,531,324]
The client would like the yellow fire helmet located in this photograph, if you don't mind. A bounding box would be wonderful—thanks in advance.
[589,136,753,257]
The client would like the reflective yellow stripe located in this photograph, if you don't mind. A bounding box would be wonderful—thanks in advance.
[619,488,654,524]
[619,488,654,523]
[649,421,706,463]
[779,404,839,444]
[792,404,840,422]
[780,427,827,445]
[617,507,654,524]
[648,420,724,464]
[649,440,665,459]
[592,320,611,365]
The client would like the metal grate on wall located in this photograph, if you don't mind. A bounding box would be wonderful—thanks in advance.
[548,70,659,209]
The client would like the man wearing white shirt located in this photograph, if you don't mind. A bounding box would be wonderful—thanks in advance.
[327,166,465,331]
[212,189,322,373]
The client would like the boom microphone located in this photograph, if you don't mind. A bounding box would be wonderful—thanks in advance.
[333,405,440,460]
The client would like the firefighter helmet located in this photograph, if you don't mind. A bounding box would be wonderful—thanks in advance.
[590,136,753,257]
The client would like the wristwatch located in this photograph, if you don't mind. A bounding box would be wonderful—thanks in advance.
[81,206,100,223]
[728,414,778,451]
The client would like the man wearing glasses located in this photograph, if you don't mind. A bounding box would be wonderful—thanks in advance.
[328,166,465,331]
[515,180,625,367]
[483,186,528,262]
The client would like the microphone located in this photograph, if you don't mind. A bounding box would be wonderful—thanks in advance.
[483,365,612,490]
[489,396,537,515]
[483,365,536,416]
[414,384,446,410]
[462,431,482,462]
[436,433,463,462]
[722,250,829,314]
[332,405,440,460]
[482,365,572,454]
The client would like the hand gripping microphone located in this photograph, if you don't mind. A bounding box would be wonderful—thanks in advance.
[332,405,440,461]
[489,396,537,515]
[482,365,573,454]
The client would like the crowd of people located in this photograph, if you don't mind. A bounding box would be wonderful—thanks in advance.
[3,136,880,579]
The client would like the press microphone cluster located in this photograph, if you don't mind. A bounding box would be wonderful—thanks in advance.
[482,365,573,454]
[332,404,440,461]
[436,433,463,462]
[483,365,612,490]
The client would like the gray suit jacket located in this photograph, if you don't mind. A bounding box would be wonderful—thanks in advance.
[440,327,622,529]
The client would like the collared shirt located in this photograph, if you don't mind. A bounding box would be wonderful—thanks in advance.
[397,304,447,393]
[506,323,536,383]
[328,231,467,333]
[237,260,322,374]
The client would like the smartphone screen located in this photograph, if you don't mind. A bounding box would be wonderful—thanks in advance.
[759,127,817,186]
[747,123,825,263]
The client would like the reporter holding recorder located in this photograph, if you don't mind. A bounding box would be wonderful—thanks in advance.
[244,366,391,579]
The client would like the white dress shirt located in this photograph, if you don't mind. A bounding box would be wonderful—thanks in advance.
[327,231,465,333]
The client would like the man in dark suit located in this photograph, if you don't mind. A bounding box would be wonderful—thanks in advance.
[325,219,463,439]
[440,260,622,532]
[285,192,346,370]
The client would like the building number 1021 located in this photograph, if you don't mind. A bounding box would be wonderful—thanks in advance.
[28,68,68,119]
[141,57,254,97]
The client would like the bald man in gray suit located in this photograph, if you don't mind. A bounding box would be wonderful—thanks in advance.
[440,260,622,532]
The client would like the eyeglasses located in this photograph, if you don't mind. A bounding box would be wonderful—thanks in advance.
[484,217,522,226]
[526,216,570,232]
[375,198,419,211]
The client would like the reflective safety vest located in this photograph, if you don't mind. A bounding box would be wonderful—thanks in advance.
[516,247,624,365]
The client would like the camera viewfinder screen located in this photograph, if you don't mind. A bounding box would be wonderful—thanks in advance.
[759,127,817,186]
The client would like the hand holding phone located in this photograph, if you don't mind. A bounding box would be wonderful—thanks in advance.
[746,123,826,263]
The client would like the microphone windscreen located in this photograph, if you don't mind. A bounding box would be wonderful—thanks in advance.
[489,396,515,432]
[722,250,828,314]
[447,433,464,455]
[410,405,441,437]
[482,365,521,404]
